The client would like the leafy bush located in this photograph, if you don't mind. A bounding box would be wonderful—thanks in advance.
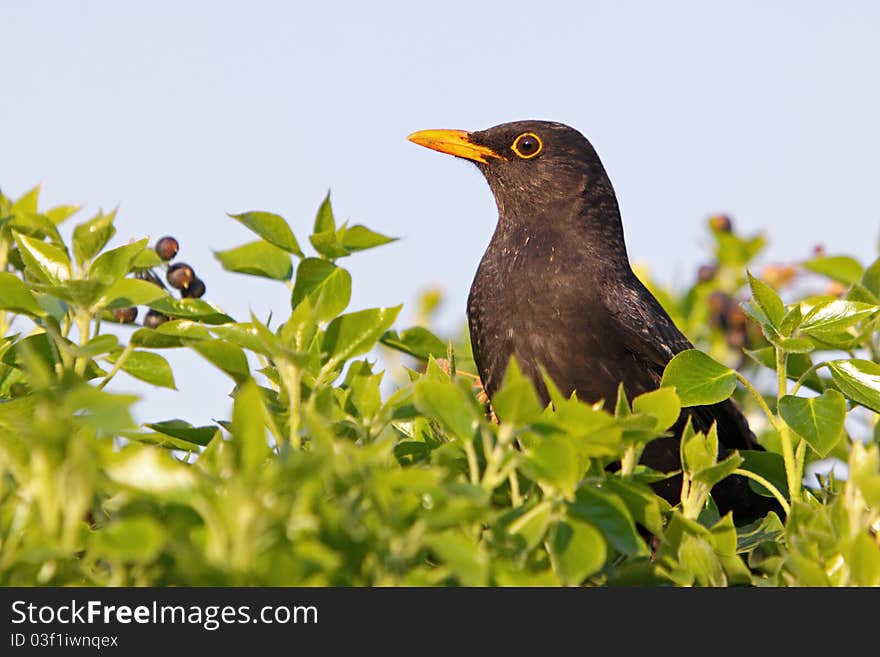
[0,186,878,586]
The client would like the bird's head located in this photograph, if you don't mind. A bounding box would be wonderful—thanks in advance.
[408,120,621,234]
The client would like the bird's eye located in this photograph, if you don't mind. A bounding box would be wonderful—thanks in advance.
[511,132,543,159]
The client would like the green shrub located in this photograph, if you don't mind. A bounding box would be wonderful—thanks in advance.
[0,186,877,586]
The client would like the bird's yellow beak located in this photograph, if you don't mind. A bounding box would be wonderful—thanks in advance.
[407,129,502,164]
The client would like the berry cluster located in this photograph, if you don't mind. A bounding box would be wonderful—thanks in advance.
[112,236,206,327]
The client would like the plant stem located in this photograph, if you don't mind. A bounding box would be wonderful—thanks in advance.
[735,372,779,431]
[509,471,522,507]
[732,468,790,515]
[277,359,302,450]
[97,342,135,390]
[73,311,92,376]
[775,347,801,504]
[620,443,639,479]
[790,360,829,396]
[463,439,480,485]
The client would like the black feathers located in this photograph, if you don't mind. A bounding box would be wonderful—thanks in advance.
[412,120,780,523]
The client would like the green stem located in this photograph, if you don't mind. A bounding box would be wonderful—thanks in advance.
[775,347,800,504]
[509,471,522,507]
[794,439,807,498]
[791,360,830,396]
[463,439,480,485]
[732,468,790,515]
[73,311,92,376]
[735,372,780,431]
[620,443,640,479]
[97,343,135,390]
[277,360,302,450]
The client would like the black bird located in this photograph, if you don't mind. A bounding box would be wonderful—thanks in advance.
[408,120,779,523]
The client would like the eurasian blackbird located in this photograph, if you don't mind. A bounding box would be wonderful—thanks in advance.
[408,120,780,523]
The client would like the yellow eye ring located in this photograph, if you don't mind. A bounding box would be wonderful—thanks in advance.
[511,132,543,159]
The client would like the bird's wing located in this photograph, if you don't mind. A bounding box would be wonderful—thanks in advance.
[609,280,694,371]
[609,278,758,450]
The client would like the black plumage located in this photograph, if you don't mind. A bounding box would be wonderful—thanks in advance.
[409,120,779,523]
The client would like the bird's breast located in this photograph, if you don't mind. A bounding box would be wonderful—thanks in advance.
[467,232,631,405]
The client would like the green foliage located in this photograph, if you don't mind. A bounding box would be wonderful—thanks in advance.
[0,187,877,587]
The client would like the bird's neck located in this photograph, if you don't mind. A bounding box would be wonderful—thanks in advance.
[489,174,632,277]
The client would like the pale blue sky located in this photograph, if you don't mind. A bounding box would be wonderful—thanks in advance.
[3,1,880,425]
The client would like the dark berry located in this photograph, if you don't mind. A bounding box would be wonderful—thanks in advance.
[726,327,748,349]
[183,277,206,298]
[143,309,170,329]
[708,214,733,233]
[708,291,731,330]
[726,304,748,331]
[697,264,717,283]
[113,306,138,323]
[155,236,180,261]
[167,263,195,290]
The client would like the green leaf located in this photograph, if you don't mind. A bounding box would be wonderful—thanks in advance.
[340,224,397,253]
[678,534,726,587]
[214,240,293,280]
[321,306,401,373]
[800,299,878,335]
[827,359,880,414]
[131,248,163,270]
[309,230,350,259]
[290,258,351,321]
[313,191,335,233]
[521,436,581,496]
[0,272,46,316]
[849,532,880,586]
[13,231,72,283]
[425,530,488,586]
[109,349,176,389]
[44,203,82,225]
[602,477,669,536]
[10,212,65,246]
[413,379,480,439]
[130,328,186,349]
[228,211,303,256]
[506,500,554,551]
[568,486,648,557]
[11,184,41,214]
[88,238,149,284]
[779,390,846,457]
[747,270,785,327]
[73,209,116,267]
[212,321,276,356]
[660,349,736,407]
[695,451,744,488]
[549,519,607,585]
[146,297,234,324]
[862,257,880,298]
[380,327,447,361]
[491,357,543,425]
[632,386,681,431]
[99,277,168,310]
[803,255,864,285]
[232,379,271,474]
[143,419,219,446]
[779,304,803,336]
[89,516,166,565]
[75,334,119,358]
[682,425,719,474]
[191,340,250,383]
